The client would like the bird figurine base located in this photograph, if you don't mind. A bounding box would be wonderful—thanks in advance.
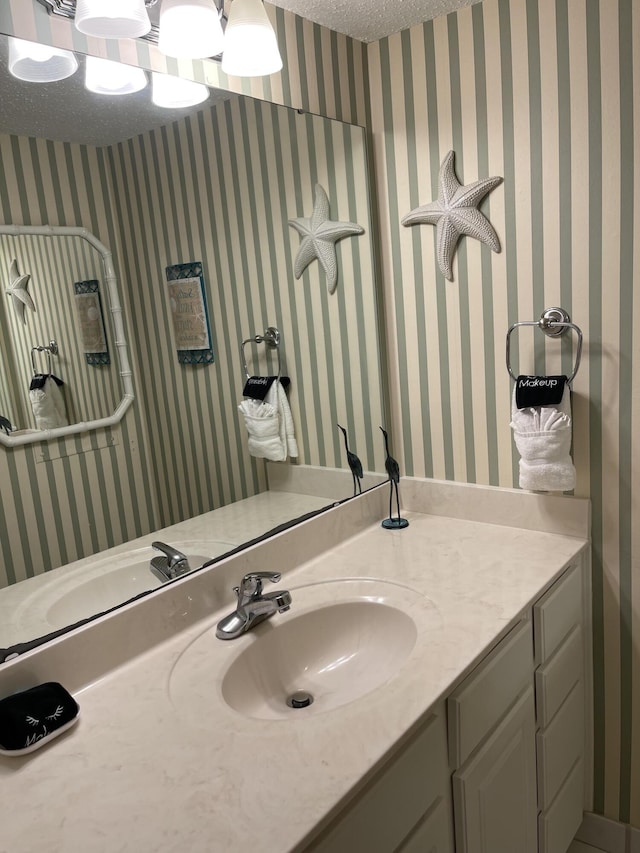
[381,517,409,530]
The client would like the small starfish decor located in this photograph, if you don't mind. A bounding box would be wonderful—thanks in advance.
[401,150,503,281]
[5,258,36,324]
[288,184,364,294]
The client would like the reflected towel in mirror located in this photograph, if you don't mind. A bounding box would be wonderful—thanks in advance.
[29,374,69,431]
[238,379,297,462]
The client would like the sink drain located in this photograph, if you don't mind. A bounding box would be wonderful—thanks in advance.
[286,690,314,709]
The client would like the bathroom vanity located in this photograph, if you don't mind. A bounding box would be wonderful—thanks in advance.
[0,478,590,853]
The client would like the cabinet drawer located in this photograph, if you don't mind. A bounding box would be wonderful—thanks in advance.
[448,620,533,768]
[538,758,584,853]
[452,687,538,853]
[534,564,582,664]
[536,679,584,810]
[398,796,454,853]
[535,625,583,728]
[306,710,448,853]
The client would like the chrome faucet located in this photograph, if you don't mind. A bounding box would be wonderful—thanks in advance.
[216,571,292,640]
[150,541,191,582]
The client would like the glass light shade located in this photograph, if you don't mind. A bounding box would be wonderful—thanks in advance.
[221,0,282,77]
[158,0,225,59]
[75,0,151,39]
[85,56,148,95]
[8,37,78,83]
[151,72,209,108]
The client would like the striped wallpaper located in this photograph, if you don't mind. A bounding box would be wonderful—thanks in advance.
[367,0,639,829]
[0,232,120,428]
[1,0,638,833]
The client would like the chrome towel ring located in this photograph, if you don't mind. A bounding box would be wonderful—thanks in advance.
[506,308,582,384]
[30,340,59,376]
[240,326,281,380]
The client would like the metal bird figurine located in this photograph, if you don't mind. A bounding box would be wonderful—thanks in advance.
[379,426,408,529]
[337,424,363,496]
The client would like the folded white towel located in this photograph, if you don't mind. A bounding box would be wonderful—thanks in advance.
[510,385,575,492]
[266,379,298,460]
[238,380,298,462]
[29,377,69,431]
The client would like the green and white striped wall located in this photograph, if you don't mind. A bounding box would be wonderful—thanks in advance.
[368,0,639,828]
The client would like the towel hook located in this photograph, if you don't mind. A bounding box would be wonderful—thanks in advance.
[506,308,583,384]
[240,326,281,380]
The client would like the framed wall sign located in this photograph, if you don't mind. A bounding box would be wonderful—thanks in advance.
[74,279,110,365]
[165,262,214,365]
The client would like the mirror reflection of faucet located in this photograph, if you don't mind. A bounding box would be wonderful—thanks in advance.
[216,571,292,640]
[149,541,192,582]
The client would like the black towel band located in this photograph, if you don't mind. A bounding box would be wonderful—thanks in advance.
[515,375,567,409]
[242,375,290,401]
[29,374,64,391]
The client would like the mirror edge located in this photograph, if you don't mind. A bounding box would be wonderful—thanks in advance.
[0,224,134,446]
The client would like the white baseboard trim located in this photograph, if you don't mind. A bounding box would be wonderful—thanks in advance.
[575,812,635,853]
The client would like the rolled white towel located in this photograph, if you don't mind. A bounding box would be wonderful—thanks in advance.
[238,380,298,462]
[238,398,285,461]
[510,385,576,492]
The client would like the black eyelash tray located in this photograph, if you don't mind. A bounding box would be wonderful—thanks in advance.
[0,682,80,756]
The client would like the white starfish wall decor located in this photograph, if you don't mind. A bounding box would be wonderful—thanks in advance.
[5,258,36,324]
[288,184,364,294]
[401,150,503,281]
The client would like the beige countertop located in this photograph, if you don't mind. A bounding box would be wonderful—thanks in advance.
[0,479,589,852]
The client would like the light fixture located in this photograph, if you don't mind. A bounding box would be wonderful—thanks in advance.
[221,0,282,77]
[158,0,225,60]
[8,37,78,82]
[74,0,151,40]
[85,56,148,95]
[151,72,210,108]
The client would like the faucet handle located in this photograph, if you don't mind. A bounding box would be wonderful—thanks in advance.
[237,571,282,600]
[152,541,189,569]
[243,571,282,584]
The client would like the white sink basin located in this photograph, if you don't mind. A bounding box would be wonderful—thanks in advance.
[169,579,438,720]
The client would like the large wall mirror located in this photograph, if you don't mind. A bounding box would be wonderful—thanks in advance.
[0,28,387,656]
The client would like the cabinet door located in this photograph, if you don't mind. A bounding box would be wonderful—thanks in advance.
[452,687,537,853]
[306,711,450,853]
[398,797,454,853]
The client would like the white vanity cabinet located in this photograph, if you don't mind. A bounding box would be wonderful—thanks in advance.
[303,557,588,853]
[449,560,588,853]
[534,564,587,853]
[305,707,455,853]
[448,621,538,853]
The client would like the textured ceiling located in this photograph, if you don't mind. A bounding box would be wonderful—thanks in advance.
[149,0,485,44]
[270,0,484,43]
